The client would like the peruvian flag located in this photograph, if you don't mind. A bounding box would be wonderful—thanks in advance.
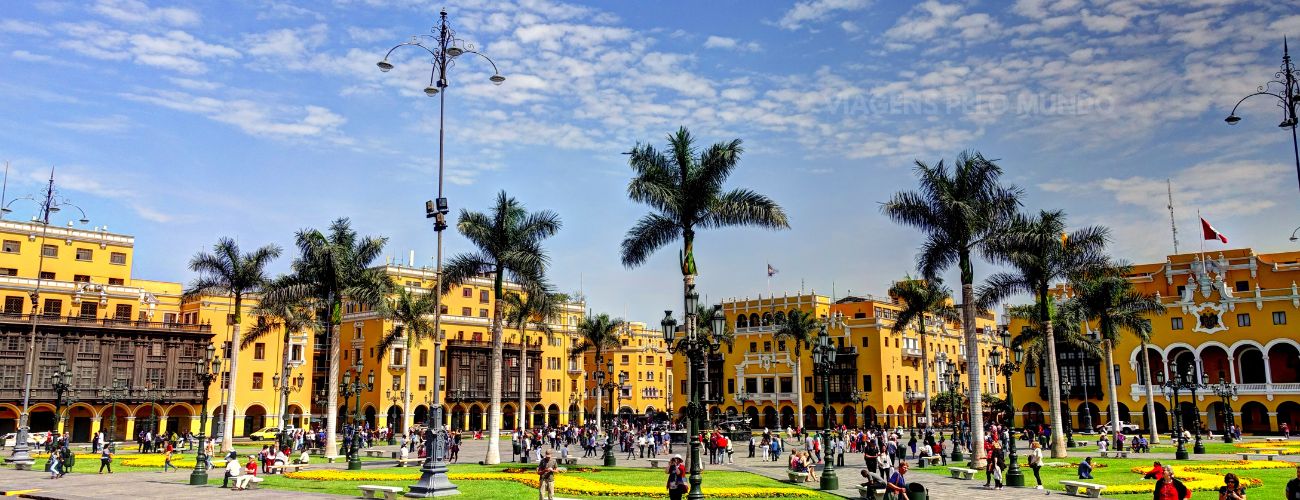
[1201,217,1228,243]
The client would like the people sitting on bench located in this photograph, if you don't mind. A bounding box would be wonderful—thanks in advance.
[235,455,262,490]
[295,449,310,465]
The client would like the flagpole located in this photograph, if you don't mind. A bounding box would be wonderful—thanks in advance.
[1198,210,1205,265]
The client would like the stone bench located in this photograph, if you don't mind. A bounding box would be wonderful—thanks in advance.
[363,450,386,458]
[1098,450,1129,459]
[1256,448,1287,454]
[1060,480,1106,498]
[947,467,977,480]
[1265,437,1289,442]
[267,463,310,474]
[917,455,941,467]
[395,458,424,467]
[647,458,668,468]
[1239,453,1278,461]
[326,456,343,463]
[358,485,404,500]
[559,457,578,466]
[787,470,810,483]
[227,476,263,490]
[856,484,886,499]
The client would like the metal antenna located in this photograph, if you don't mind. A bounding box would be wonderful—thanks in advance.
[1167,179,1179,254]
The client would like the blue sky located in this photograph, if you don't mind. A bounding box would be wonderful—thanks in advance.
[2,0,1299,323]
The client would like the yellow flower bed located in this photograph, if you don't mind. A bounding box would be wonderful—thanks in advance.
[1105,460,1287,494]
[1234,442,1300,454]
[118,454,227,468]
[283,470,820,498]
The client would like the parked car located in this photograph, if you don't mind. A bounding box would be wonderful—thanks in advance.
[248,426,292,441]
[1095,421,1140,433]
[0,431,50,447]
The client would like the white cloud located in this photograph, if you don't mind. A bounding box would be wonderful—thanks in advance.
[121,89,349,142]
[840,21,861,33]
[91,0,200,27]
[703,35,760,52]
[0,19,50,36]
[244,24,328,61]
[885,1,999,45]
[57,23,239,74]
[1080,10,1129,32]
[48,115,133,133]
[345,26,396,43]
[10,50,53,62]
[777,0,872,30]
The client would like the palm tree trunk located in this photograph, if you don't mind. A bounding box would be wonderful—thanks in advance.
[1104,340,1120,448]
[961,282,986,467]
[222,298,242,452]
[795,355,804,429]
[1140,341,1160,444]
[920,317,933,432]
[519,337,527,431]
[484,280,505,465]
[595,352,603,432]
[326,314,340,458]
[1043,319,1067,458]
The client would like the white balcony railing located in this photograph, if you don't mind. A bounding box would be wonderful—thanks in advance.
[901,347,922,358]
[1128,382,1300,397]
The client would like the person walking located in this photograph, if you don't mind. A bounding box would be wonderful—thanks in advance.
[1286,465,1300,500]
[162,447,177,472]
[537,450,558,500]
[98,446,113,474]
[885,462,910,500]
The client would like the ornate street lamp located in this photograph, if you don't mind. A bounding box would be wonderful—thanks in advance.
[51,361,73,437]
[190,345,221,485]
[141,385,173,444]
[990,329,1025,487]
[5,170,88,470]
[811,323,839,490]
[273,370,306,449]
[599,359,618,466]
[942,359,963,461]
[342,364,373,471]
[1060,377,1075,448]
[96,379,128,454]
[1155,364,1196,461]
[1225,38,1300,192]
[1211,377,1238,444]
[377,9,504,498]
[663,295,725,500]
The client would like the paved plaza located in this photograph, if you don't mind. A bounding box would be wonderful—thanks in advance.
[2,436,1294,499]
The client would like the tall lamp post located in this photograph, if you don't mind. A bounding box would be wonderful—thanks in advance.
[1225,38,1300,192]
[941,360,963,461]
[1059,376,1077,448]
[190,345,221,485]
[97,379,128,453]
[990,329,1025,487]
[342,364,373,471]
[1211,376,1238,443]
[377,9,503,498]
[142,386,173,444]
[811,325,839,490]
[662,294,724,500]
[51,361,73,437]
[273,371,305,450]
[5,170,88,469]
[597,359,618,466]
[1155,363,1192,461]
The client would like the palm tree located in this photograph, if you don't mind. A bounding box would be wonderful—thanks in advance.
[504,284,561,431]
[888,277,960,434]
[882,151,1021,466]
[1065,268,1163,447]
[375,285,441,435]
[441,191,560,464]
[978,210,1108,458]
[773,309,819,428]
[265,218,392,458]
[620,125,788,320]
[242,289,320,442]
[186,237,281,452]
[569,313,626,430]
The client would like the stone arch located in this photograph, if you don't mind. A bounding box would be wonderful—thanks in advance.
[736,315,748,328]
[761,312,773,326]
[774,311,786,324]
[386,404,403,433]
[864,405,878,426]
[364,405,377,429]
[1234,344,1267,384]
[468,405,483,431]
[165,404,193,436]
[746,406,760,427]
[1197,343,1232,384]
[780,406,795,428]
[803,406,819,429]
[567,403,580,425]
[1153,402,1168,433]
[763,406,777,429]
[243,404,268,437]
[1022,402,1045,428]
[1277,401,1300,431]
[1128,345,1165,384]
[450,405,465,431]
[1267,342,1300,383]
[1240,401,1270,433]
[501,404,515,431]
[548,404,560,428]
[1176,401,1197,432]
[1116,403,1131,425]
[66,402,97,441]
[1206,401,1228,432]
[532,403,545,428]
[885,405,895,428]
[842,405,856,429]
[748,313,759,327]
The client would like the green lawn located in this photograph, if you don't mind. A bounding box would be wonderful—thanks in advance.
[910,457,1297,499]
[1068,441,1292,455]
[194,463,840,499]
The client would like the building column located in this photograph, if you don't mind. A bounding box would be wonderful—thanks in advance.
[1227,356,1237,384]
[232,413,245,438]
[1264,355,1274,400]
[123,416,136,441]
[1268,412,1279,431]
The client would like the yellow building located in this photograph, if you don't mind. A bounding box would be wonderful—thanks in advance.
[339,264,588,433]
[670,291,1001,430]
[1006,249,1300,435]
[581,321,670,423]
[0,219,312,442]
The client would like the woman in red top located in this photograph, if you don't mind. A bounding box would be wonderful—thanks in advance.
[1153,466,1190,500]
